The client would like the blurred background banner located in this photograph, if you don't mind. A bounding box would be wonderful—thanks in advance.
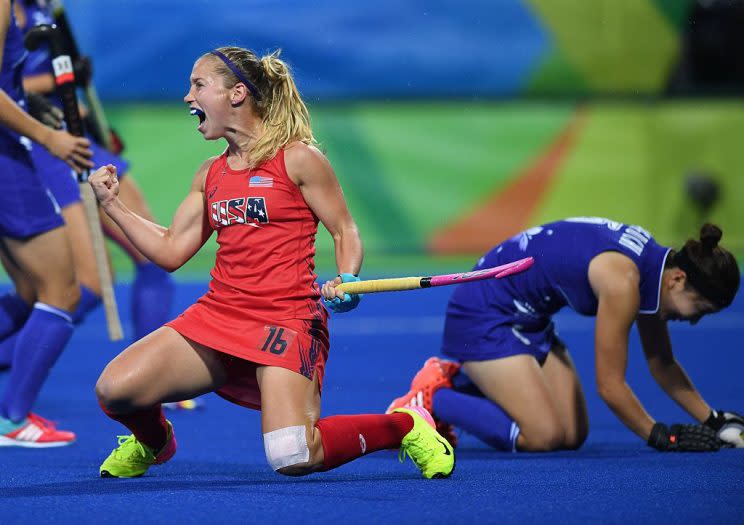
[65,0,696,100]
[61,0,743,276]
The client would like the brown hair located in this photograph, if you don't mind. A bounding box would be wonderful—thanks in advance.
[202,46,315,167]
[667,224,740,308]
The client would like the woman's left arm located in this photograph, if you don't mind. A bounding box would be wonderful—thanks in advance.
[636,315,711,423]
[286,143,363,299]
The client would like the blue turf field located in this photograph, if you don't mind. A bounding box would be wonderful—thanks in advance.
[1,282,743,524]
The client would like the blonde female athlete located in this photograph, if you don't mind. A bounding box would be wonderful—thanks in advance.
[88,46,454,479]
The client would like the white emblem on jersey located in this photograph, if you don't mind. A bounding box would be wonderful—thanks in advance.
[512,226,543,251]
[513,299,538,317]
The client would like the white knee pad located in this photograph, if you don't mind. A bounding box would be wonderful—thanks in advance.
[263,425,310,471]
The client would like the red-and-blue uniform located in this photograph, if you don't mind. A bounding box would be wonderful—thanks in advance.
[442,217,671,363]
[166,149,329,409]
[0,0,63,238]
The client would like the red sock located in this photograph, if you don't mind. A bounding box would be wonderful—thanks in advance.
[314,413,414,471]
[99,402,168,451]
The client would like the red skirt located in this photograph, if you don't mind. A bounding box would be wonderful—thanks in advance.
[166,292,329,410]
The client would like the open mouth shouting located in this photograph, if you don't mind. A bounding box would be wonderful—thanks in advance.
[190,107,206,131]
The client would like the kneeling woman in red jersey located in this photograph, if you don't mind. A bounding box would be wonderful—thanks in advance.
[88,47,454,479]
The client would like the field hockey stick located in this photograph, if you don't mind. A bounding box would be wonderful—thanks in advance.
[336,256,534,295]
[48,0,113,150]
[25,24,124,341]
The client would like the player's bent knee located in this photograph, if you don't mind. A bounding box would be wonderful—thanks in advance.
[264,425,312,476]
[95,374,140,413]
[95,376,123,411]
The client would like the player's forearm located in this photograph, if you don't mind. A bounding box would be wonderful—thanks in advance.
[598,380,655,439]
[22,74,56,95]
[651,360,711,422]
[0,90,52,145]
[332,225,363,275]
[102,199,183,271]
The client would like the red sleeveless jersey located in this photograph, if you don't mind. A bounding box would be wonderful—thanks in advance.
[166,148,330,408]
[203,148,323,321]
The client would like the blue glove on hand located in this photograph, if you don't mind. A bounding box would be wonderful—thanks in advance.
[324,273,362,313]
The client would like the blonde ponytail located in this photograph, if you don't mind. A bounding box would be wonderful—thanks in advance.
[204,47,315,167]
[252,51,315,166]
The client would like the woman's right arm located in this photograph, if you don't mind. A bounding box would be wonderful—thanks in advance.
[88,159,215,272]
[589,252,656,439]
[0,2,48,144]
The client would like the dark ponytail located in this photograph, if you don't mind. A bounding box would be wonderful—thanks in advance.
[698,223,722,255]
[669,224,740,308]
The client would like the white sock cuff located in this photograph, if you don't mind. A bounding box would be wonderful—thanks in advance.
[509,422,520,453]
[33,302,73,324]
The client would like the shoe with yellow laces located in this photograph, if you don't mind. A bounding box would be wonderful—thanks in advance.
[99,420,177,478]
[393,406,455,479]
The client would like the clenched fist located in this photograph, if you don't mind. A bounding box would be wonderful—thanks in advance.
[88,164,120,208]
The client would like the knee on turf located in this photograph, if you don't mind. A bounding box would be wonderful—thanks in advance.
[263,425,314,476]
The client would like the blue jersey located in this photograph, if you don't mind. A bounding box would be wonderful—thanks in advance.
[1,1,29,147]
[18,1,130,209]
[0,1,64,239]
[442,218,670,363]
[19,3,54,77]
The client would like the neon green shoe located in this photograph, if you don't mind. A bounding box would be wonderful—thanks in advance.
[99,420,177,478]
[393,407,455,479]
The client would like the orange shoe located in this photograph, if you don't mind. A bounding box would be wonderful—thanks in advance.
[0,412,76,448]
[387,357,461,447]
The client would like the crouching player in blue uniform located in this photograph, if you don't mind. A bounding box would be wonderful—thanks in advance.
[0,0,93,446]
[0,1,177,373]
[388,218,742,452]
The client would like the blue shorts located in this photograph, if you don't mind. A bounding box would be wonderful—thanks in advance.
[0,142,64,239]
[441,315,560,365]
[441,284,562,366]
[30,135,130,208]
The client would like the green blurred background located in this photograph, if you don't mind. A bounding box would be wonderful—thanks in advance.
[54,0,744,280]
[106,100,744,279]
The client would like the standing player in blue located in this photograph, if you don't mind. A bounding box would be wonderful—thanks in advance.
[0,0,176,367]
[388,218,742,452]
[0,0,93,446]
